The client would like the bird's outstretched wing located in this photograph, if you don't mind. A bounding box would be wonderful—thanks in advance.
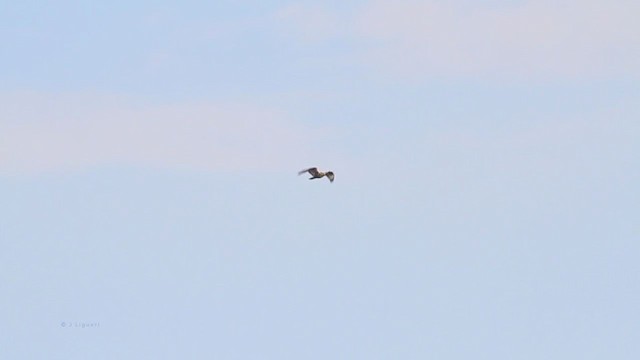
[298,167,319,176]
[325,171,335,182]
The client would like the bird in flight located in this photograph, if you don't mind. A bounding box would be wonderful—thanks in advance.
[298,167,335,183]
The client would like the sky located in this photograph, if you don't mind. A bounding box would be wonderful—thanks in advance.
[1,0,639,358]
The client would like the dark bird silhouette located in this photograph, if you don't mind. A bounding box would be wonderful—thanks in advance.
[298,167,335,183]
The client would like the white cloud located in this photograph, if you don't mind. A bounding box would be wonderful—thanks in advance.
[355,0,640,79]
[275,0,640,80]
[0,92,335,175]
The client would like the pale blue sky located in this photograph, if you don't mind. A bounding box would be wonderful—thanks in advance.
[1,1,639,359]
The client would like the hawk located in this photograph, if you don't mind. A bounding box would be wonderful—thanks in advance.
[298,167,335,183]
